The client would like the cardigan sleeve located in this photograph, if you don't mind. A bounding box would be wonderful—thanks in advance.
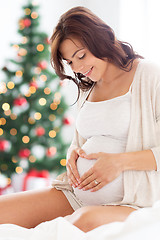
[66,128,79,161]
[151,82,160,171]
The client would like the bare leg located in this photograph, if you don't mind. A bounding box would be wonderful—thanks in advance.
[66,205,136,232]
[0,187,74,228]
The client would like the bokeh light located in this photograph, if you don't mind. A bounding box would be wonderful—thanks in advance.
[0,128,3,136]
[37,44,44,52]
[60,159,66,166]
[50,103,58,110]
[34,112,42,120]
[31,12,38,19]
[40,75,47,82]
[39,98,46,106]
[16,70,23,78]
[49,130,56,138]
[10,128,17,136]
[16,166,23,174]
[44,87,51,95]
[0,118,6,125]
[2,103,10,111]
[24,8,31,15]
[7,81,15,89]
[28,117,35,124]
[22,136,30,143]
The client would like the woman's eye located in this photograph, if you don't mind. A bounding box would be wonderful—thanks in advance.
[79,53,86,59]
[67,61,72,65]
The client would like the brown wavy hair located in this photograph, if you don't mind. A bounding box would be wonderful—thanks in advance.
[50,6,143,95]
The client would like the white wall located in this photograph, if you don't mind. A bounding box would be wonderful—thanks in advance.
[119,0,160,62]
[82,0,121,35]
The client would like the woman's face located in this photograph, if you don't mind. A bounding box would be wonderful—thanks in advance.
[59,37,108,82]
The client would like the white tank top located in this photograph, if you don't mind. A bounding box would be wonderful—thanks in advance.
[73,89,131,206]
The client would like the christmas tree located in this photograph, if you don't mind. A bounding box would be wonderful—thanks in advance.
[0,0,71,178]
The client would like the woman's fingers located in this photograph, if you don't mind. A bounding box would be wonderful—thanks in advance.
[90,182,104,192]
[85,153,99,159]
[78,173,104,191]
[78,173,95,189]
[75,147,87,158]
[66,163,78,187]
[66,147,87,187]
[69,162,80,183]
[79,166,93,184]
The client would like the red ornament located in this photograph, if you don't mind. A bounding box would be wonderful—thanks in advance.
[29,81,38,89]
[23,168,49,191]
[37,61,47,70]
[0,140,9,152]
[23,18,31,28]
[35,127,45,136]
[63,116,74,125]
[18,149,30,158]
[13,97,27,106]
[46,147,57,157]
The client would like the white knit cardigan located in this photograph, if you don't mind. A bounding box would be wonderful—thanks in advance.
[66,59,160,208]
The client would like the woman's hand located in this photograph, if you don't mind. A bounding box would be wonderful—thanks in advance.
[66,148,87,188]
[78,152,124,192]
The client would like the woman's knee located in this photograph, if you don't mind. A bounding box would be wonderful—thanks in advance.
[66,205,136,232]
[68,206,98,232]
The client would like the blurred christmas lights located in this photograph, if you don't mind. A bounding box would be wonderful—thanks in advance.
[16,70,23,78]
[49,130,56,138]
[31,12,38,19]
[60,159,66,166]
[40,74,47,82]
[39,98,46,106]
[50,103,58,110]
[37,44,44,52]
[44,87,51,95]
[0,118,6,125]
[24,8,31,15]
[0,129,3,136]
[22,136,30,144]
[49,114,56,121]
[34,112,42,120]
[10,128,17,136]
[2,103,10,111]
[7,81,15,89]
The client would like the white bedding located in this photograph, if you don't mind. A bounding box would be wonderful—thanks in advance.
[1,201,160,240]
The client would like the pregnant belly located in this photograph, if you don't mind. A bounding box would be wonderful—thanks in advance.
[73,136,125,205]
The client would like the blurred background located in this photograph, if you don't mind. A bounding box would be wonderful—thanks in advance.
[0,0,160,194]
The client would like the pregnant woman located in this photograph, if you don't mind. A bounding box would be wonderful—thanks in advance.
[0,6,160,233]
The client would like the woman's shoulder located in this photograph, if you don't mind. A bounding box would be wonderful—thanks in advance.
[138,59,160,76]
[131,59,160,93]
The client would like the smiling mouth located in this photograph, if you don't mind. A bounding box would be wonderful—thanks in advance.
[83,67,93,76]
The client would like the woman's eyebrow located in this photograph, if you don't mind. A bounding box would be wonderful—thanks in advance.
[63,48,84,60]
[71,48,84,58]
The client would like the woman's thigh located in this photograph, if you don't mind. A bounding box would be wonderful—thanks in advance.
[0,187,74,228]
[66,205,136,232]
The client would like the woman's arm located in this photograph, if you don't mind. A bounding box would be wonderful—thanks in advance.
[121,149,157,171]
